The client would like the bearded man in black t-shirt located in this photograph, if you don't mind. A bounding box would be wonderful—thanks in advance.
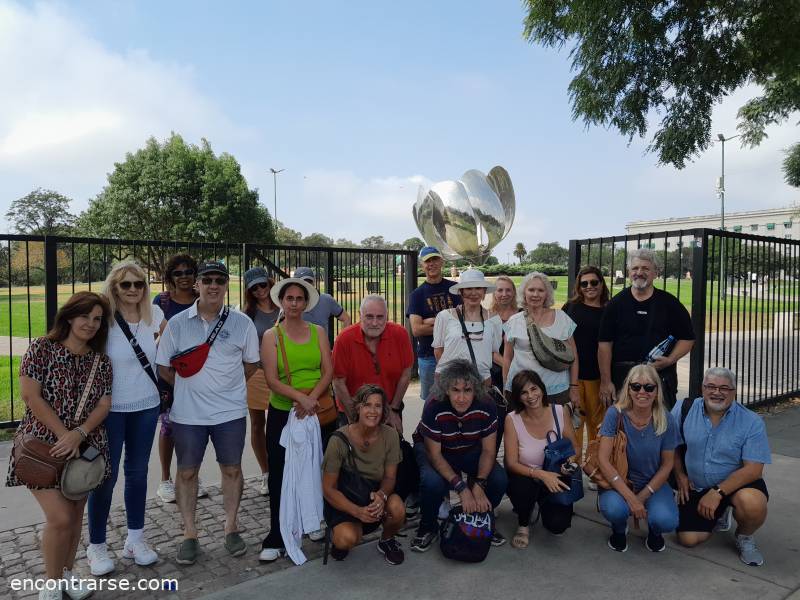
[598,249,694,409]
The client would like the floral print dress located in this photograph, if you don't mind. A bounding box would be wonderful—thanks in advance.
[6,337,113,489]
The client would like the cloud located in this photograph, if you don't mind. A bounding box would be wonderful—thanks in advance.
[0,1,242,219]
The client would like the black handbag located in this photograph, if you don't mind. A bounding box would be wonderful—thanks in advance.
[328,431,377,507]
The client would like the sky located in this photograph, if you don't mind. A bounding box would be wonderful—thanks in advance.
[0,0,797,261]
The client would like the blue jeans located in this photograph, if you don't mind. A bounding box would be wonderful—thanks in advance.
[88,406,159,544]
[418,356,437,403]
[599,484,679,535]
[414,441,508,533]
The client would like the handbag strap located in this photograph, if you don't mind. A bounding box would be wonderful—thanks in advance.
[114,312,159,390]
[454,306,480,369]
[331,430,360,473]
[206,306,230,347]
[74,354,102,424]
[275,324,292,385]
[546,402,562,444]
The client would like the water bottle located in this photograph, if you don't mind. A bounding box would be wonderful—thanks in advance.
[647,335,675,363]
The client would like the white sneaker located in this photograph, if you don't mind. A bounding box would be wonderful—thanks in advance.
[197,478,209,498]
[438,499,451,520]
[86,544,114,576]
[308,527,325,542]
[122,540,158,566]
[258,547,285,562]
[38,583,62,600]
[157,480,176,503]
[63,568,93,600]
[259,473,269,496]
[714,506,733,532]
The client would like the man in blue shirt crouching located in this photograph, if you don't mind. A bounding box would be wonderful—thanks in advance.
[672,367,770,566]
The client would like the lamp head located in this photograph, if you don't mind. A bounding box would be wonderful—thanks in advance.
[717,134,726,142]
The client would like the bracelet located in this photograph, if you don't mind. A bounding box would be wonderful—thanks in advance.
[473,477,487,490]
[713,485,727,498]
[610,475,620,483]
[75,427,88,440]
[449,475,461,489]
[569,383,579,387]
[454,480,467,494]
[376,490,388,502]
[646,484,655,495]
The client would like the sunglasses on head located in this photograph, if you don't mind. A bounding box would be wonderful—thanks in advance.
[628,382,657,393]
[201,276,228,286]
[580,279,601,288]
[172,269,195,278]
[251,282,270,290]
[119,280,145,290]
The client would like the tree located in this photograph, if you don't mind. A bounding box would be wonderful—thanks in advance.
[513,242,527,264]
[784,143,800,187]
[276,222,303,245]
[6,188,76,235]
[523,1,800,182]
[78,134,273,244]
[335,238,358,248]
[302,232,334,247]
[360,235,388,249]
[527,242,569,267]
[402,237,425,252]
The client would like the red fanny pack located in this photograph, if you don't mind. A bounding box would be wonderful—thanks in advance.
[170,306,229,378]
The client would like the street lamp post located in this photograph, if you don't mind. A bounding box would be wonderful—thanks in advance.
[270,168,285,240]
[717,133,739,301]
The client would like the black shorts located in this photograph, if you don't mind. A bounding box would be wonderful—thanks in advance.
[677,479,769,533]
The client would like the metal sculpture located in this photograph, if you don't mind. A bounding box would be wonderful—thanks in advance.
[413,166,515,261]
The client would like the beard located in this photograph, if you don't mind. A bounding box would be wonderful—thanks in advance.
[631,278,651,290]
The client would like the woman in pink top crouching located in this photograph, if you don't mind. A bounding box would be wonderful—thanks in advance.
[503,370,578,549]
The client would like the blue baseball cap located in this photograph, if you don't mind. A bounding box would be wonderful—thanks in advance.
[418,246,443,262]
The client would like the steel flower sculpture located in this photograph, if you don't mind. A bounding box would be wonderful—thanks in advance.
[413,166,515,261]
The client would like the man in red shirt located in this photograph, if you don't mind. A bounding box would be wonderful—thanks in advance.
[332,295,414,435]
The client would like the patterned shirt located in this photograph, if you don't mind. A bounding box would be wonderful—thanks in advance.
[416,398,498,454]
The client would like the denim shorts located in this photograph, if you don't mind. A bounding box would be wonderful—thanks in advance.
[172,417,246,469]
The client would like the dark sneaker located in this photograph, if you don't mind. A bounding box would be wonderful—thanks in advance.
[224,532,246,557]
[410,528,438,552]
[607,532,628,553]
[176,538,199,565]
[491,531,507,547]
[377,538,405,565]
[329,545,349,561]
[645,532,666,553]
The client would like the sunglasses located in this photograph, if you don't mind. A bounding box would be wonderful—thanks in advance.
[251,282,270,290]
[172,269,195,278]
[201,277,228,286]
[119,280,145,290]
[629,382,657,393]
[580,279,601,288]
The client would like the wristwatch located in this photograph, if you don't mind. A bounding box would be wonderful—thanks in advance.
[712,485,727,498]
[472,477,487,490]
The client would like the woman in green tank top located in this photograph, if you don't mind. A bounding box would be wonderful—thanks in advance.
[259,278,333,561]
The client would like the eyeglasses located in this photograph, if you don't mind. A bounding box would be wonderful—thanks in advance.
[119,280,145,290]
[251,282,270,290]
[629,382,657,393]
[703,384,735,394]
[201,277,228,286]
[580,279,601,288]
[172,269,195,278]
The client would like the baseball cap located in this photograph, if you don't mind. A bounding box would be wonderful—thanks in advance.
[418,246,443,262]
[244,267,269,290]
[294,267,316,281]
[197,261,229,277]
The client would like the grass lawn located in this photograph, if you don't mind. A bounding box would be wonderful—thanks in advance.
[0,356,22,423]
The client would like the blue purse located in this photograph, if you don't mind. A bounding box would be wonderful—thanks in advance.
[543,404,584,506]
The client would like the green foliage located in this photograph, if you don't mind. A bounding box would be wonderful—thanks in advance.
[513,242,527,263]
[402,237,425,252]
[302,232,334,247]
[277,221,303,245]
[78,133,273,244]
[480,263,567,276]
[6,188,76,235]
[783,143,800,187]
[522,0,800,178]
[527,242,569,267]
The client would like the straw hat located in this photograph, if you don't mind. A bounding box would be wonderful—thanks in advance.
[449,269,496,295]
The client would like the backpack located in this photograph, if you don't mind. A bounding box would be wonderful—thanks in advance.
[439,506,494,563]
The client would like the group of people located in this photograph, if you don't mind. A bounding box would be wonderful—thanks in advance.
[5,245,772,599]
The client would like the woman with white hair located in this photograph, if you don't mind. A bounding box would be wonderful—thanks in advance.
[502,272,581,412]
[87,261,167,575]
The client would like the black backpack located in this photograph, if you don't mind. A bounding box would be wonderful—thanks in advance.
[439,506,494,563]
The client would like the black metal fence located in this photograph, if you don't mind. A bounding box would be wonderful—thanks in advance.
[0,234,417,427]
[569,228,800,407]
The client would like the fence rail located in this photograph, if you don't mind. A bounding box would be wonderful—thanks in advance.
[569,228,800,407]
[0,234,417,427]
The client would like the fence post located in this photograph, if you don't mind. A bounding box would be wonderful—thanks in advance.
[242,243,251,272]
[689,229,709,399]
[44,236,59,331]
[404,251,419,377]
[568,239,581,293]
[326,249,335,346]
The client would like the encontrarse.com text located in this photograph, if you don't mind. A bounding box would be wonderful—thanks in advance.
[10,576,178,592]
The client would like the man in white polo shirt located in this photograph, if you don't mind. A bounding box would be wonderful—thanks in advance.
[157,261,260,565]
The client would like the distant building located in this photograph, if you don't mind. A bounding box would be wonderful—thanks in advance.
[626,206,798,250]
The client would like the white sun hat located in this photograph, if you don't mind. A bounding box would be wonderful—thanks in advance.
[449,269,496,295]
[270,277,320,312]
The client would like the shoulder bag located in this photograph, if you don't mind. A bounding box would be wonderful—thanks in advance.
[169,306,229,378]
[581,408,629,489]
[543,404,584,505]
[115,312,173,412]
[275,323,337,426]
[525,310,574,372]
[14,354,107,499]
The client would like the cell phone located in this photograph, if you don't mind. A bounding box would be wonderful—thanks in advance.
[81,445,101,461]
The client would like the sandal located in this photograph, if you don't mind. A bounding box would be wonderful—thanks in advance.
[511,526,530,549]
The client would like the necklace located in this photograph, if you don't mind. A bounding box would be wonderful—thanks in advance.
[628,411,652,428]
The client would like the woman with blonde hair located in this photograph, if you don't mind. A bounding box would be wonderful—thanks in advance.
[597,364,679,554]
[86,261,167,575]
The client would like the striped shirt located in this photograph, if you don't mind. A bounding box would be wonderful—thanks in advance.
[416,399,498,454]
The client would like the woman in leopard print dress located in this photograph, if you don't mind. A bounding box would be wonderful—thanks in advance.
[6,291,112,600]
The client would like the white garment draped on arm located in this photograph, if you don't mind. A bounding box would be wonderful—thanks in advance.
[279,409,324,566]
